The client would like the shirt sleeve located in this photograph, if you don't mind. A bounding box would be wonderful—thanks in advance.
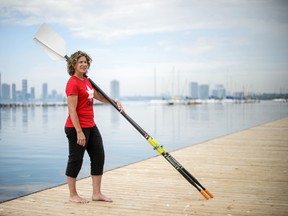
[65,78,78,96]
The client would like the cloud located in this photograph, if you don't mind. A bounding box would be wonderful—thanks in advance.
[1,0,287,95]
[1,0,286,41]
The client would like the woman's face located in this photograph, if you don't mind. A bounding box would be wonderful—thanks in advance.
[74,56,88,74]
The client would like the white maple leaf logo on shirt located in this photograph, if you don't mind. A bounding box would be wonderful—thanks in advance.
[86,86,94,99]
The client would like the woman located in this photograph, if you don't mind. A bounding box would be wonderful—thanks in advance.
[65,51,123,203]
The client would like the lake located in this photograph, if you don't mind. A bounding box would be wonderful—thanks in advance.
[0,100,287,202]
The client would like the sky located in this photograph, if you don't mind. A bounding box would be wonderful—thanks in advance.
[0,0,288,98]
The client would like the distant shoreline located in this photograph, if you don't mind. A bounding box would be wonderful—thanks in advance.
[0,102,105,108]
[1,98,287,108]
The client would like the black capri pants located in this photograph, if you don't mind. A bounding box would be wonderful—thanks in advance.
[65,126,105,178]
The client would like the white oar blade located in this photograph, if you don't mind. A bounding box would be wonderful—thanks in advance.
[34,23,67,60]
[33,38,64,60]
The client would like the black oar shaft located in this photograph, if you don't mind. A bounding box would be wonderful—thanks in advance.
[162,152,211,200]
[88,78,213,200]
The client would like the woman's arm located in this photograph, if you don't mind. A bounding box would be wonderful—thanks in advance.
[93,89,109,103]
[93,89,124,112]
[67,95,86,147]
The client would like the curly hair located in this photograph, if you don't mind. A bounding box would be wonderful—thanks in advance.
[67,51,92,76]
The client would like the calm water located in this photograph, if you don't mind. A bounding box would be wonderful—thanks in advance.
[0,101,287,202]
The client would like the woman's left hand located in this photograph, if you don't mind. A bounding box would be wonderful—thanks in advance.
[114,100,124,112]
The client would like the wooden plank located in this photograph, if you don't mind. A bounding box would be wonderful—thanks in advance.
[1,117,288,216]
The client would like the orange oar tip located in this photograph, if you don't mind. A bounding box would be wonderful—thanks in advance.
[204,189,214,198]
[200,190,209,200]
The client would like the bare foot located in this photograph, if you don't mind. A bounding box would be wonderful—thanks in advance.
[69,195,89,203]
[92,194,113,202]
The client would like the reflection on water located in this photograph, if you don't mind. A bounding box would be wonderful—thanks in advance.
[0,101,287,202]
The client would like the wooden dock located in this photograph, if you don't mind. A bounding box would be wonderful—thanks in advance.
[1,117,288,216]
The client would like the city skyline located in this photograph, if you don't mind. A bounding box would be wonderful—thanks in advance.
[0,75,63,102]
[1,74,281,104]
[0,1,287,97]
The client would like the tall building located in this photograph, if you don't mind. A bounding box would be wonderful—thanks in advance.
[0,72,2,100]
[110,80,120,99]
[30,87,35,100]
[12,83,16,102]
[1,83,10,101]
[199,84,209,99]
[22,79,28,101]
[189,82,199,99]
[42,83,48,101]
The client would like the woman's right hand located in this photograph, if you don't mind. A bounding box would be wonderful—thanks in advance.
[77,131,86,147]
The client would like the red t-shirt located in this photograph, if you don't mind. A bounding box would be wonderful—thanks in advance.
[65,76,96,128]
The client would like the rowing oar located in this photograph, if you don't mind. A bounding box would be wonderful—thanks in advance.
[89,79,213,200]
[33,23,213,200]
